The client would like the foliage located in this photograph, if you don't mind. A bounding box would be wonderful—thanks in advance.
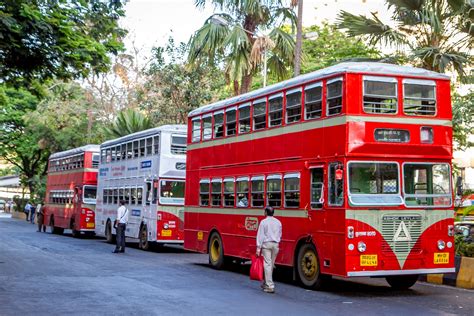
[0,0,127,86]
[336,0,473,80]
[0,85,46,197]
[140,37,228,125]
[452,91,474,150]
[188,0,297,95]
[301,23,381,74]
[455,235,474,257]
[103,108,153,139]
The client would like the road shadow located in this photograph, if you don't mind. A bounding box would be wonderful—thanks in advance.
[193,261,422,297]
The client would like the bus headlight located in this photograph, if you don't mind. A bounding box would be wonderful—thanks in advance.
[447,241,453,248]
[358,241,366,253]
[86,217,90,222]
[437,240,446,250]
[163,223,169,229]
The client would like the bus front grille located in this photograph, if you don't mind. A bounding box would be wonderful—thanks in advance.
[381,214,422,255]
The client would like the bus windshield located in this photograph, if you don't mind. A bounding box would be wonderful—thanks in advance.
[404,163,451,207]
[160,180,185,205]
[83,185,97,204]
[348,162,402,206]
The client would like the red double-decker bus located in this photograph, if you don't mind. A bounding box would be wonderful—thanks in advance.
[44,145,100,237]
[184,62,455,289]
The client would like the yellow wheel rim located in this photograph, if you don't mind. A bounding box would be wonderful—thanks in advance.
[301,249,318,280]
[210,238,220,262]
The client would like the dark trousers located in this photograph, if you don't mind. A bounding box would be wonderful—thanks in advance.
[37,214,45,232]
[116,223,126,250]
[30,210,35,223]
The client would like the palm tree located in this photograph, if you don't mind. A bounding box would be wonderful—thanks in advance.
[104,108,152,138]
[188,0,297,95]
[293,0,303,76]
[336,0,473,79]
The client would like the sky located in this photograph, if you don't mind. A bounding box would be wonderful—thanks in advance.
[121,0,390,57]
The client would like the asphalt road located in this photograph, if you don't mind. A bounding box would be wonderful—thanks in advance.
[0,215,473,316]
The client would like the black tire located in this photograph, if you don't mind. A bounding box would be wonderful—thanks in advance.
[386,275,419,290]
[139,225,149,251]
[296,243,327,290]
[49,217,63,235]
[208,232,225,269]
[105,220,115,244]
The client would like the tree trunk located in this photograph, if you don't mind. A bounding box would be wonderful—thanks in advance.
[240,73,253,94]
[294,0,303,76]
[233,80,240,96]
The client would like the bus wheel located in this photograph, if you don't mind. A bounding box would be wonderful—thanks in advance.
[139,225,149,251]
[296,243,325,290]
[105,220,115,244]
[386,275,419,290]
[49,217,64,235]
[208,232,225,269]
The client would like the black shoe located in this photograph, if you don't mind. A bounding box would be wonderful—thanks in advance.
[119,249,125,253]
[112,249,120,253]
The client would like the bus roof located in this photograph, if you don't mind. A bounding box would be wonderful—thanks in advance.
[189,62,450,117]
[50,144,100,160]
[101,125,187,148]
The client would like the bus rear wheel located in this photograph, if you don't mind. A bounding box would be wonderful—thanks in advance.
[139,225,149,251]
[49,217,64,235]
[71,221,81,238]
[386,275,419,290]
[105,220,115,244]
[208,232,225,269]
[296,243,327,290]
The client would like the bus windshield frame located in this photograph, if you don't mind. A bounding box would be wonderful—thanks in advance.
[83,185,97,205]
[159,179,185,206]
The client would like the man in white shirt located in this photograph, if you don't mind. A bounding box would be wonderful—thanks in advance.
[113,200,129,253]
[256,206,282,293]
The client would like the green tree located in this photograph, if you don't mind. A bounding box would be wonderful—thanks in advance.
[140,38,228,125]
[0,0,126,86]
[301,23,381,74]
[0,85,46,197]
[337,0,473,79]
[104,108,153,139]
[452,90,474,150]
[188,0,297,95]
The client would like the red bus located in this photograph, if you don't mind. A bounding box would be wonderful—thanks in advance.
[44,145,100,237]
[184,62,455,290]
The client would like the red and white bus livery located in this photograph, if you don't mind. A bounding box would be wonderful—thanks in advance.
[184,62,455,289]
[95,125,187,250]
[44,145,100,237]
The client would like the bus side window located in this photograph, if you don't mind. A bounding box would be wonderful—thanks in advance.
[200,180,210,206]
[251,176,264,207]
[328,162,344,206]
[311,168,324,209]
[284,174,300,208]
[137,187,143,205]
[131,188,137,205]
[145,182,152,205]
[152,180,159,204]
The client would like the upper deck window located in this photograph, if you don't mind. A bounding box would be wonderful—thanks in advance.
[92,153,100,168]
[363,76,397,114]
[403,79,436,116]
[239,104,251,134]
[286,88,302,124]
[139,139,146,157]
[202,115,212,140]
[213,112,224,138]
[269,93,283,127]
[153,136,160,154]
[171,135,187,154]
[225,108,237,136]
[146,138,153,156]
[304,83,322,119]
[133,140,139,158]
[327,78,343,116]
[253,98,267,131]
[192,118,201,142]
[127,142,133,159]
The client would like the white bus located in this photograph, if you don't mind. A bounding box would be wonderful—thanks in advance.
[95,125,187,250]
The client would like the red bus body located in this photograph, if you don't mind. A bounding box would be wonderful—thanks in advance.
[44,145,100,236]
[184,63,455,287]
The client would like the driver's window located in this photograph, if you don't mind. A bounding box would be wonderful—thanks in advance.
[329,162,344,206]
[311,168,324,209]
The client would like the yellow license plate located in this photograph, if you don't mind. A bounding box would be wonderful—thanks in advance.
[434,252,449,264]
[86,223,95,228]
[360,255,378,267]
[161,229,172,237]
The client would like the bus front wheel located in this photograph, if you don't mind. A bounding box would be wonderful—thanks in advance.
[139,225,149,251]
[208,232,225,269]
[296,243,327,290]
[386,275,419,290]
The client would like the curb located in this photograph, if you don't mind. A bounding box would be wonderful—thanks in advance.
[420,256,474,289]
